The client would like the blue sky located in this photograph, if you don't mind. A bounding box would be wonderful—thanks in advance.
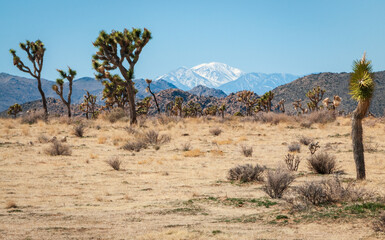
[1,0,385,80]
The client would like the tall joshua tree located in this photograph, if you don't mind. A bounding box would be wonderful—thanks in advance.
[10,40,47,116]
[52,67,76,117]
[92,28,152,125]
[145,79,160,114]
[102,75,129,109]
[349,52,374,180]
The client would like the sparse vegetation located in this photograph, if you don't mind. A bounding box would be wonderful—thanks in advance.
[308,152,337,174]
[288,142,301,152]
[209,127,222,136]
[240,144,253,157]
[227,164,265,182]
[373,212,385,232]
[122,140,147,152]
[284,153,301,171]
[45,141,71,156]
[106,157,122,171]
[143,130,171,146]
[73,123,85,137]
[299,136,313,146]
[181,142,191,151]
[264,168,295,199]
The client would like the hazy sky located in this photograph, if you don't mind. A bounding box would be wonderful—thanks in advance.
[1,0,385,80]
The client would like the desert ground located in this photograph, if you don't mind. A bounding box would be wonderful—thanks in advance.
[0,113,385,240]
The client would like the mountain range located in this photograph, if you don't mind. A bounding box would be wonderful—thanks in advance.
[156,62,300,94]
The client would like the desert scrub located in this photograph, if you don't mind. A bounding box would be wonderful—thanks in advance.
[209,127,222,136]
[288,142,301,153]
[308,152,338,174]
[284,153,300,171]
[122,140,147,152]
[106,157,121,171]
[45,141,71,156]
[143,129,171,146]
[73,123,85,137]
[264,168,294,199]
[227,164,265,182]
[240,144,253,157]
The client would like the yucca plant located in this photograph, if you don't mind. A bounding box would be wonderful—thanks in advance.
[349,52,375,180]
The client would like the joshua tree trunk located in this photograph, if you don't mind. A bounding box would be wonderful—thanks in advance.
[351,100,370,180]
[149,89,160,114]
[127,84,137,125]
[37,79,48,116]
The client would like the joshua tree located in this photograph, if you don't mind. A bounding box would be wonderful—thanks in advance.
[237,90,258,116]
[293,99,307,115]
[349,52,375,180]
[306,86,325,112]
[145,79,160,114]
[92,28,152,125]
[256,91,274,112]
[52,67,76,117]
[101,75,129,110]
[204,105,218,116]
[80,91,99,119]
[10,40,47,117]
[218,104,226,119]
[165,101,174,116]
[7,103,22,118]
[276,99,286,113]
[183,101,202,117]
[136,96,152,116]
[174,96,183,117]
[322,95,342,110]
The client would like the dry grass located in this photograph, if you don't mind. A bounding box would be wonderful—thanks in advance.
[308,152,338,174]
[106,157,122,171]
[209,127,222,136]
[44,141,71,156]
[227,164,265,182]
[0,116,384,239]
[240,144,253,157]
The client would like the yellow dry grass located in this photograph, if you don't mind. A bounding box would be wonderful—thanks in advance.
[0,116,385,239]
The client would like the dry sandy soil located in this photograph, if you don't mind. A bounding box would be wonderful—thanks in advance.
[0,114,385,240]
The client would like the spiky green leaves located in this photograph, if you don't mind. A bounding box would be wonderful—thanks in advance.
[349,54,374,102]
[7,103,22,117]
[9,40,45,77]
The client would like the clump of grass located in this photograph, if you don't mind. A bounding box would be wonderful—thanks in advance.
[38,134,49,143]
[106,157,121,171]
[297,176,370,206]
[44,141,71,156]
[5,201,18,209]
[183,149,205,157]
[308,152,337,174]
[181,142,192,151]
[209,127,222,136]
[143,130,171,145]
[373,212,385,232]
[227,164,265,182]
[122,140,147,152]
[284,153,300,171]
[299,136,313,146]
[73,123,85,137]
[240,145,253,157]
[288,142,301,152]
[263,168,295,199]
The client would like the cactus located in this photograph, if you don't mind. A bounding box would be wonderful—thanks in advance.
[7,103,22,118]
[80,91,99,119]
[52,67,76,117]
[306,86,326,112]
[236,90,258,116]
[10,40,47,117]
[92,28,151,125]
[349,52,374,180]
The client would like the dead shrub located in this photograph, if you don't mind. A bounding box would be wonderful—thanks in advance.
[299,136,313,146]
[308,152,337,174]
[21,110,46,124]
[373,212,385,232]
[106,157,121,171]
[181,142,192,151]
[73,123,85,137]
[288,142,301,152]
[305,110,336,124]
[45,141,71,156]
[209,127,222,136]
[227,164,265,182]
[240,144,253,157]
[143,130,171,145]
[102,108,127,123]
[122,140,147,152]
[264,168,295,199]
[38,134,49,143]
[297,176,369,206]
[285,153,301,171]
[309,142,320,155]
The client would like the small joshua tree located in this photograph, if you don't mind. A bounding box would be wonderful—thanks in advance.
[349,52,375,180]
[306,86,325,112]
[92,28,152,125]
[322,95,342,111]
[52,67,76,117]
[174,96,183,117]
[7,103,22,118]
[256,91,274,112]
[204,105,218,116]
[183,101,202,117]
[10,40,47,117]
[101,75,129,110]
[293,99,307,114]
[276,99,286,113]
[145,79,160,114]
[80,91,99,119]
[136,96,151,116]
[237,90,258,116]
[218,104,226,119]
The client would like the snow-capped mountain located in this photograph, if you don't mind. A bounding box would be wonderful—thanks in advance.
[156,62,244,90]
[218,73,300,95]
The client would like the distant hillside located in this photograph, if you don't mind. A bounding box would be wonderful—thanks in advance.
[0,73,178,112]
[272,71,385,116]
[188,85,227,98]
